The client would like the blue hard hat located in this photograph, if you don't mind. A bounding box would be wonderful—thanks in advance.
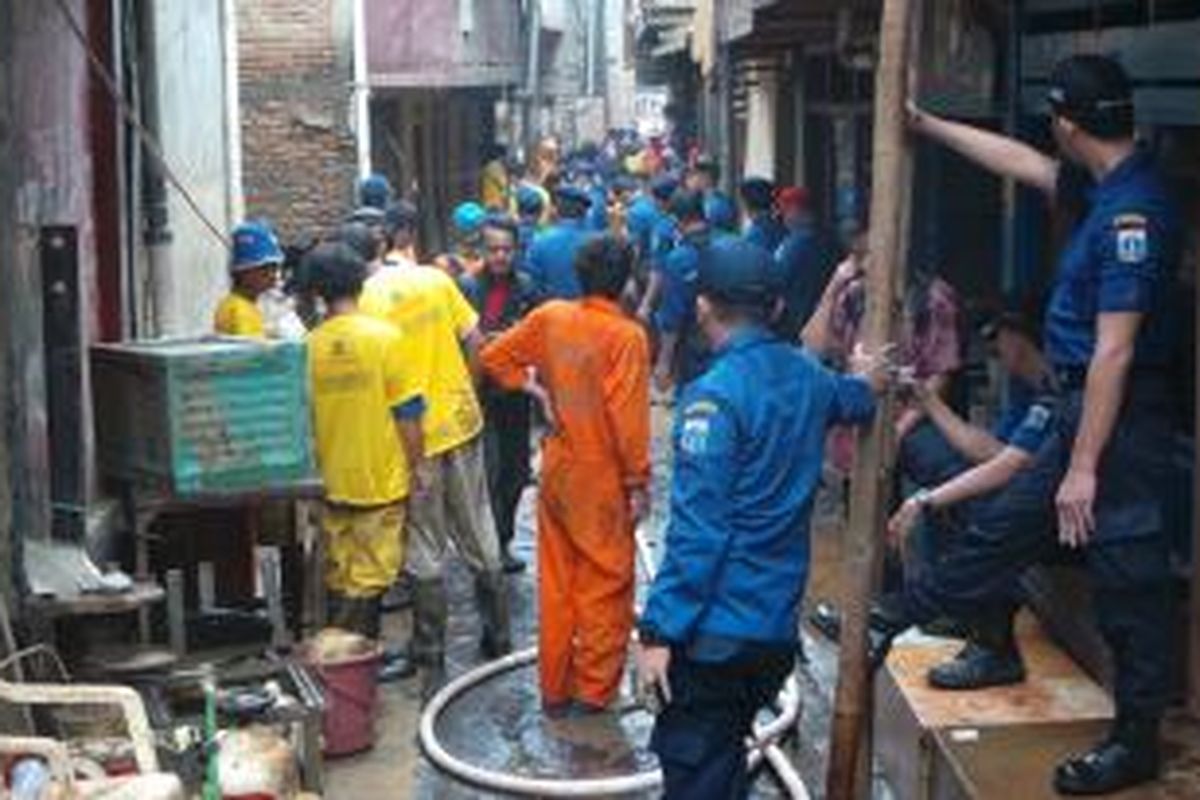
[230,221,284,272]
[359,173,392,210]
[698,237,776,304]
[452,202,488,235]
[516,185,545,216]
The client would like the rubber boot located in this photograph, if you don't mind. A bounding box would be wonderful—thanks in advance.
[1054,716,1161,795]
[474,571,512,659]
[411,579,448,704]
[867,597,913,672]
[928,608,1025,690]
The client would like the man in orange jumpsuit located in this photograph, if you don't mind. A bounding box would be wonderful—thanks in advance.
[481,235,651,714]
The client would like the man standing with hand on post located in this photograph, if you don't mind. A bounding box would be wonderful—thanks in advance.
[870,55,1181,794]
[635,238,885,799]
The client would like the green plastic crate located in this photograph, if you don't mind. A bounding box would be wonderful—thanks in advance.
[91,337,316,496]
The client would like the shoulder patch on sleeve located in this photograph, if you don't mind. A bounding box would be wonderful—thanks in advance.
[1114,216,1148,264]
[1024,403,1052,432]
[680,399,719,456]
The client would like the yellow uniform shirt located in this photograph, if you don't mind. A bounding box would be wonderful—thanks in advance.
[307,313,424,506]
[213,292,266,338]
[360,266,484,457]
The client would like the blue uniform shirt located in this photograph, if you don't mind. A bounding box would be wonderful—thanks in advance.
[648,214,679,275]
[586,186,609,232]
[641,328,876,653]
[525,218,594,300]
[626,193,659,257]
[654,230,705,335]
[992,376,1058,455]
[1045,149,1179,368]
[704,190,738,233]
[744,212,786,254]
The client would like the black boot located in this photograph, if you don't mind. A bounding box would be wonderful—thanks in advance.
[1054,716,1161,795]
[474,571,512,659]
[927,610,1025,690]
[867,598,913,671]
[411,579,448,704]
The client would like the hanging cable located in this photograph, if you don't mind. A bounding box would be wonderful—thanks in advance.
[50,0,230,249]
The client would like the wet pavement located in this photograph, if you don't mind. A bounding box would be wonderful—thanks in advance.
[329,405,846,798]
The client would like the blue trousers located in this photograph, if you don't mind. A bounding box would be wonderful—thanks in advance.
[650,649,792,800]
[900,384,1176,719]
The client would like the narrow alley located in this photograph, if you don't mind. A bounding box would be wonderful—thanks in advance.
[2,2,1200,800]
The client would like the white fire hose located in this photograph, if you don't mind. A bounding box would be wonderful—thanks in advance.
[417,527,812,798]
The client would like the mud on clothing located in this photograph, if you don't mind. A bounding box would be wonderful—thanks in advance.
[481,297,650,706]
[360,264,484,458]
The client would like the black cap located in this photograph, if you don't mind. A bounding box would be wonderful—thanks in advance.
[1046,54,1134,139]
[384,200,419,235]
[698,237,776,305]
[554,185,592,216]
[739,177,775,211]
[649,174,680,201]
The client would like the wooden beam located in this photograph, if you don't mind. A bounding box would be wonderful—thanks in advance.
[824,0,922,797]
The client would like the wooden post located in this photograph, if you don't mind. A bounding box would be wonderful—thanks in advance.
[1189,246,1200,719]
[825,0,921,797]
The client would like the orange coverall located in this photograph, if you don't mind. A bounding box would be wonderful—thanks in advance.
[481,297,650,708]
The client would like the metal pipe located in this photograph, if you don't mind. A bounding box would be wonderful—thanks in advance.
[134,0,173,337]
[351,0,372,178]
[524,0,542,152]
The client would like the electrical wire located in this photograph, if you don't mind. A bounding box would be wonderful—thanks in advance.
[50,0,230,249]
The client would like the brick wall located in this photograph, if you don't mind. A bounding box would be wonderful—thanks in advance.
[237,0,357,242]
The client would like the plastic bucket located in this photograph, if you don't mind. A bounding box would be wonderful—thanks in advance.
[307,647,382,757]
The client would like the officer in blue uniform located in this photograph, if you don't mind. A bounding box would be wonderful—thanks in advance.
[739,177,786,253]
[514,185,546,276]
[652,190,712,390]
[771,186,837,339]
[636,237,881,800]
[875,55,1180,795]
[634,175,681,324]
[687,153,738,234]
[524,186,596,301]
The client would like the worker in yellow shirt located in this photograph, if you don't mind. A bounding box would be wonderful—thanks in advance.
[303,241,425,642]
[213,221,283,337]
[360,251,510,702]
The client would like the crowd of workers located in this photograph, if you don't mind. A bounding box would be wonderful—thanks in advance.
[208,53,1184,799]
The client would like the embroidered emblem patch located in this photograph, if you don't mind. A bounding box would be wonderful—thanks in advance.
[680,417,711,455]
[1025,404,1051,431]
[1114,214,1148,265]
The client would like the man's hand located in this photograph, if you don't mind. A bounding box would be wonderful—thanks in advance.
[832,255,863,289]
[1056,468,1097,548]
[906,100,928,132]
[524,370,559,432]
[887,498,922,556]
[628,487,650,525]
[635,643,672,713]
[410,460,434,502]
[849,342,896,394]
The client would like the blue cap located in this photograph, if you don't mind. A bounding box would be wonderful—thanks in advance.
[230,221,284,272]
[704,192,738,232]
[452,202,488,235]
[554,185,592,212]
[359,173,392,210]
[739,177,775,210]
[649,174,680,201]
[516,185,545,216]
[698,237,776,304]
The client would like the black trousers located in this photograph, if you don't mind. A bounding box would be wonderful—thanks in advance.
[900,384,1175,720]
[482,391,531,551]
[650,649,792,800]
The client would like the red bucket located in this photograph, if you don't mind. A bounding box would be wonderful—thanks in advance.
[307,646,382,757]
